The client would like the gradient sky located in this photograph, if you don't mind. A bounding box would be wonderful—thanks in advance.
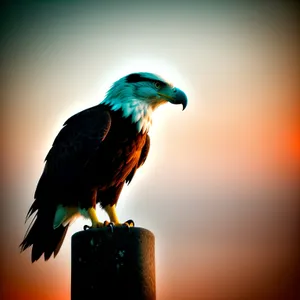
[1,1,300,300]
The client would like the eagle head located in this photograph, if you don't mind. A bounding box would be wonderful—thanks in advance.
[101,72,188,133]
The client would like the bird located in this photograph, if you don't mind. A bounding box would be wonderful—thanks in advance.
[20,72,187,262]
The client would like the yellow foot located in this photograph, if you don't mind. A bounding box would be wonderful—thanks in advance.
[103,219,135,228]
[83,221,104,230]
[92,221,104,228]
[103,204,135,228]
[123,219,135,227]
[84,219,134,231]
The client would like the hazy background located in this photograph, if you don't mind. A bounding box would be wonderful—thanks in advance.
[1,1,300,299]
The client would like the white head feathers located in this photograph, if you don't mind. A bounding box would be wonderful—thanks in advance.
[101,72,170,133]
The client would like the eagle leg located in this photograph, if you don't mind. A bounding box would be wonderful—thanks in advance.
[104,205,134,228]
[87,207,104,228]
[83,205,134,231]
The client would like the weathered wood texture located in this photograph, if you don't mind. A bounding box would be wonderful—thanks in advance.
[71,227,155,300]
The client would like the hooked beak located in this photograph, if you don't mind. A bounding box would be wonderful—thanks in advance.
[158,87,188,110]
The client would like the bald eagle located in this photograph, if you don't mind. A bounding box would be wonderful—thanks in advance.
[20,72,187,262]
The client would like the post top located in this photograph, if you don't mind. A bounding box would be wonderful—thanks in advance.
[72,226,155,240]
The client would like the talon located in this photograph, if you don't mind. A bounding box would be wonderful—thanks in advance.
[103,221,114,232]
[84,225,91,231]
[108,223,114,233]
[124,219,135,227]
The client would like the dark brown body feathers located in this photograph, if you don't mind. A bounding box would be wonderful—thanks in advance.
[20,104,150,261]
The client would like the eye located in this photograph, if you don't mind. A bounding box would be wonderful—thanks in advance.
[154,81,161,89]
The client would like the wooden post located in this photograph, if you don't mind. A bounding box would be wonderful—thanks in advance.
[71,227,156,300]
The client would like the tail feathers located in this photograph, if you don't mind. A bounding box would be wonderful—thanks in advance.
[20,209,69,262]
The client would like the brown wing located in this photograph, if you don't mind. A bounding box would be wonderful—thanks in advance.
[20,104,112,261]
